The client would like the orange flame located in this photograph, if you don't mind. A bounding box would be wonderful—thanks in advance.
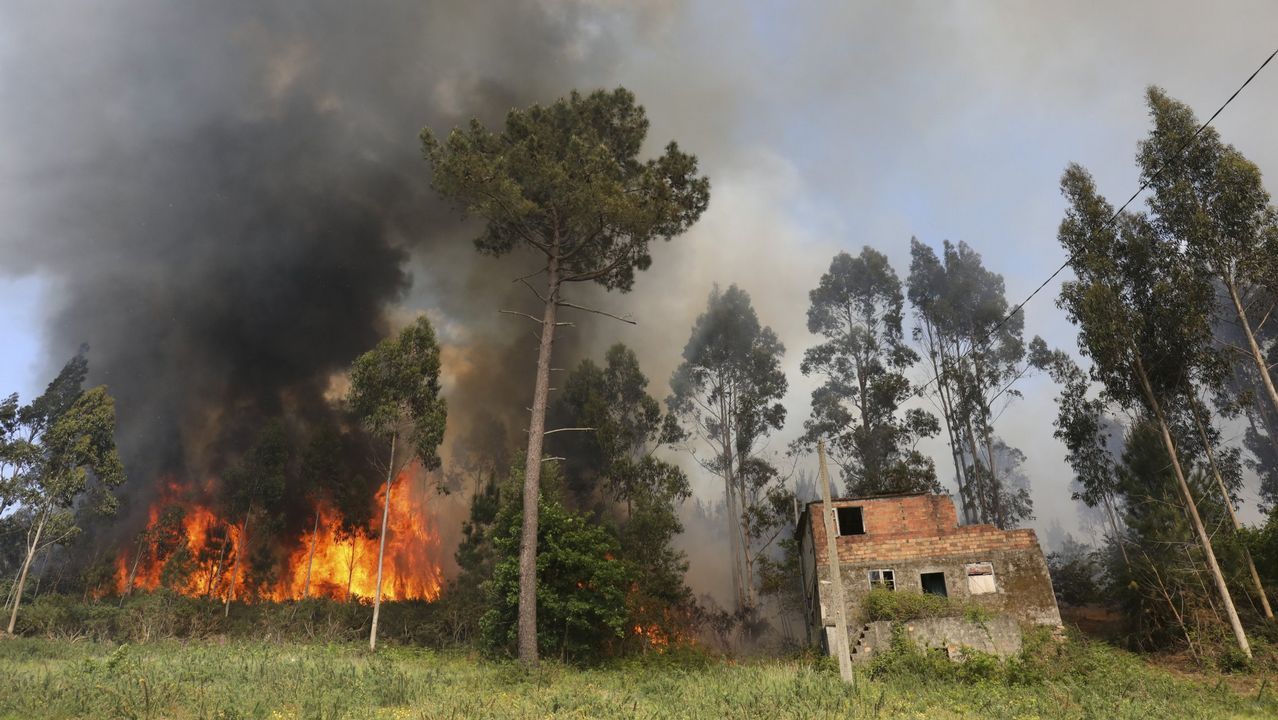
[115,470,442,603]
[625,582,694,652]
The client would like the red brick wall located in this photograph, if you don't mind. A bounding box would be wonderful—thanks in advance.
[806,494,1035,564]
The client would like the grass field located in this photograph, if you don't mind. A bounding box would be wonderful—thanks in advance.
[0,635,1274,719]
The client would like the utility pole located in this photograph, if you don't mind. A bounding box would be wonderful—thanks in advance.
[818,439,853,682]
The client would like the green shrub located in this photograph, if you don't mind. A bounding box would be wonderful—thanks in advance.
[481,491,631,662]
[863,588,962,622]
[866,626,957,680]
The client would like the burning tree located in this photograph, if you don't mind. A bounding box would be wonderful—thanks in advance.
[219,420,289,617]
[348,315,447,652]
[422,87,710,665]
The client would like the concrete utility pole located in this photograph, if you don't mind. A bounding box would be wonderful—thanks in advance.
[818,439,853,682]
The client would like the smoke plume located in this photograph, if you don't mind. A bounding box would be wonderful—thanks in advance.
[0,1,672,562]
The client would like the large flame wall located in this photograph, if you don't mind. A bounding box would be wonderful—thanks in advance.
[115,471,442,603]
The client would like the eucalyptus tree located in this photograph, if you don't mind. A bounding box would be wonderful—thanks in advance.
[797,248,939,496]
[549,344,693,638]
[907,239,1031,528]
[1029,338,1130,566]
[1141,91,1278,613]
[1180,392,1272,619]
[669,284,788,611]
[423,87,709,665]
[1084,87,1277,620]
[1139,88,1278,430]
[349,315,447,651]
[552,343,688,515]
[1056,163,1251,658]
[4,350,125,635]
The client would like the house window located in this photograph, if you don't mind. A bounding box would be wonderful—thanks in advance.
[966,562,996,595]
[921,571,948,597]
[868,569,895,590]
[837,506,865,535]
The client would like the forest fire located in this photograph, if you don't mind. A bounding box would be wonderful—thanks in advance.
[114,473,443,603]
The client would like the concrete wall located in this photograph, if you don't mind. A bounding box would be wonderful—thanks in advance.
[802,493,1062,641]
[898,616,1023,658]
[812,545,1062,628]
[828,617,1023,662]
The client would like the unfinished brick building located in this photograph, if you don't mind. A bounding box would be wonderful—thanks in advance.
[798,492,1061,653]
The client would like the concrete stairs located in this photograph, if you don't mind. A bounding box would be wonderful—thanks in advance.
[848,621,893,663]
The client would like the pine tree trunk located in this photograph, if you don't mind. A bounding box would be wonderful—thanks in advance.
[1133,356,1251,658]
[303,506,320,600]
[224,508,251,618]
[1189,399,1273,619]
[370,432,396,652]
[6,507,47,635]
[517,253,560,667]
[1228,279,1278,428]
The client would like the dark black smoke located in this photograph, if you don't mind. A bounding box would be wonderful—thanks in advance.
[0,1,657,547]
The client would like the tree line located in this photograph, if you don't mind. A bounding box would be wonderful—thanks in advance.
[4,85,1278,668]
[1033,88,1278,662]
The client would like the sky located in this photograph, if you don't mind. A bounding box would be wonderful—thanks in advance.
[3,1,1278,571]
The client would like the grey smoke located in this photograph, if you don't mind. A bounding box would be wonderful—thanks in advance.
[0,1,663,542]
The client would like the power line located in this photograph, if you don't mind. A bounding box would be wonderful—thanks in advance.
[913,45,1278,399]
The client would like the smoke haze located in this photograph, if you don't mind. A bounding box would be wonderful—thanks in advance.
[5,1,1278,599]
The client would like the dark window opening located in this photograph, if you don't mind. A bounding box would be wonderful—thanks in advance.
[837,506,865,535]
[921,571,948,597]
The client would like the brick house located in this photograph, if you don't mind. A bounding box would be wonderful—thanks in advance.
[798,492,1061,652]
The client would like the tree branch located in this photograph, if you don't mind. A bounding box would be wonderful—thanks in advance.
[557,300,636,325]
[499,309,543,324]
[562,251,634,284]
[542,427,596,435]
[518,278,550,304]
[512,267,548,285]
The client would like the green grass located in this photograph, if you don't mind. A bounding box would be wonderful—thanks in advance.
[0,635,1273,719]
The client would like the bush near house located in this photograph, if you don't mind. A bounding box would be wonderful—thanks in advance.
[861,587,992,624]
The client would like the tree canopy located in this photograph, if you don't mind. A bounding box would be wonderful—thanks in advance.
[799,248,939,496]
[424,86,709,666]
